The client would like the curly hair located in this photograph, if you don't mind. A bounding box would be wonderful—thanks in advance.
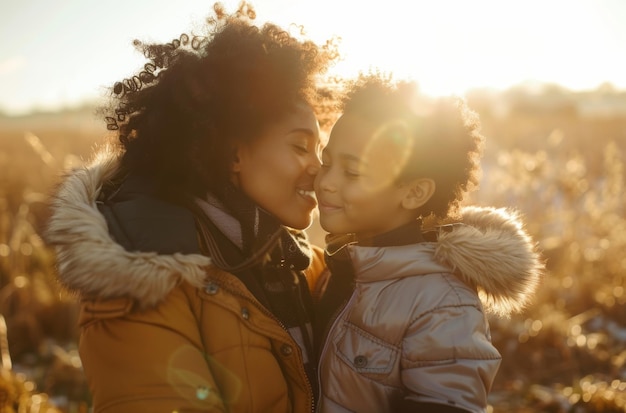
[339,74,485,220]
[103,2,339,196]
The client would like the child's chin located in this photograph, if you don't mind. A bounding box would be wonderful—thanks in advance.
[319,219,344,235]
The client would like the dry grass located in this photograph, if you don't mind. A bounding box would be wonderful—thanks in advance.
[1,95,626,412]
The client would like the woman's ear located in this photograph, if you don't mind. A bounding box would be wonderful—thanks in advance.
[230,144,242,173]
[401,178,435,210]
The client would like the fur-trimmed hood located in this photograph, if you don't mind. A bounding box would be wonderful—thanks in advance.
[45,148,212,308]
[330,207,544,316]
[436,206,544,315]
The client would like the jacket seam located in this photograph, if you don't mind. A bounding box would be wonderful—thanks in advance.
[408,301,483,326]
[406,273,482,326]
[344,322,398,351]
[441,273,464,301]
[401,353,503,364]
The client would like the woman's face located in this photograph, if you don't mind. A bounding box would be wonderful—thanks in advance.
[232,102,322,229]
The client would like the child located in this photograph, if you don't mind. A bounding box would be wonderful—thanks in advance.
[314,75,543,413]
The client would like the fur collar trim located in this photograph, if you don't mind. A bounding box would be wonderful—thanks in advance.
[335,207,544,316]
[435,206,544,315]
[45,148,211,309]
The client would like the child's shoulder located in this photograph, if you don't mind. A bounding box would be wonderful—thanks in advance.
[385,271,482,316]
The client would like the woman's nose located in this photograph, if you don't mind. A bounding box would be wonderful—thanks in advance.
[306,154,321,176]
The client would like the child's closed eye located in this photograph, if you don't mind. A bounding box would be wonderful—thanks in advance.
[292,144,309,154]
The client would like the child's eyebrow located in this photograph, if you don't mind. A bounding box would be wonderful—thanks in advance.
[339,152,367,166]
[288,127,316,137]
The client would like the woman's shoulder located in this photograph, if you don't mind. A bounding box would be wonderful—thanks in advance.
[45,153,211,310]
[98,173,201,254]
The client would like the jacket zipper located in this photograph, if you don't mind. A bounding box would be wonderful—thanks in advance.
[316,288,358,409]
[214,279,316,413]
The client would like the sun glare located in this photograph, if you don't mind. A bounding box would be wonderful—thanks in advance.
[1,0,624,115]
[252,0,626,97]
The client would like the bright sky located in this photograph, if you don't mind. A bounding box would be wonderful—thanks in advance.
[1,0,625,115]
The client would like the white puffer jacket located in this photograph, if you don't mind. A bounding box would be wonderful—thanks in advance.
[317,207,543,413]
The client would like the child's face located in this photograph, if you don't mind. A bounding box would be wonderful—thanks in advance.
[314,114,416,239]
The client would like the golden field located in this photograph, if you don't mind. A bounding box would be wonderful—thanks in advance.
[1,84,626,412]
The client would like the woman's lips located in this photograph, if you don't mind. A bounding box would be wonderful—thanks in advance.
[297,188,317,205]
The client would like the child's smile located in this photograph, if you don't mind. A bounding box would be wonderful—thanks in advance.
[314,113,418,239]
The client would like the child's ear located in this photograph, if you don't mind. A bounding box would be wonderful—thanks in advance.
[401,178,435,210]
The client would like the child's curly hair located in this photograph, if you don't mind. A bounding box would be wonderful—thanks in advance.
[103,2,339,196]
[340,73,485,220]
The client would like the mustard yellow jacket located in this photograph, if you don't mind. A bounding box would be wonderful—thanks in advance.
[46,149,325,413]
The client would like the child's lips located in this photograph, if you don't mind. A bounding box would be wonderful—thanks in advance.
[318,200,342,212]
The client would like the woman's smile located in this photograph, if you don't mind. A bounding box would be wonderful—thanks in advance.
[297,187,317,204]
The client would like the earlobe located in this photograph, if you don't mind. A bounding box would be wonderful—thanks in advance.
[230,146,243,188]
[230,145,242,172]
[402,178,435,210]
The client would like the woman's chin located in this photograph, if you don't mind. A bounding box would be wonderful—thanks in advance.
[277,211,313,230]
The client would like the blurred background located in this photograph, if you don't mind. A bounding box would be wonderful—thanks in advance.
[1,0,625,411]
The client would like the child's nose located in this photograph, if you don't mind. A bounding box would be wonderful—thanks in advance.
[316,169,335,193]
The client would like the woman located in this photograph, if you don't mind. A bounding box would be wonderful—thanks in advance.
[45,3,337,412]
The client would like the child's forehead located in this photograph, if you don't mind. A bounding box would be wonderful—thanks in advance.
[329,113,412,147]
[330,114,378,140]
[326,114,412,167]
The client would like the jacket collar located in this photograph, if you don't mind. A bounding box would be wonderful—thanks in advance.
[357,219,425,247]
[330,207,544,316]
